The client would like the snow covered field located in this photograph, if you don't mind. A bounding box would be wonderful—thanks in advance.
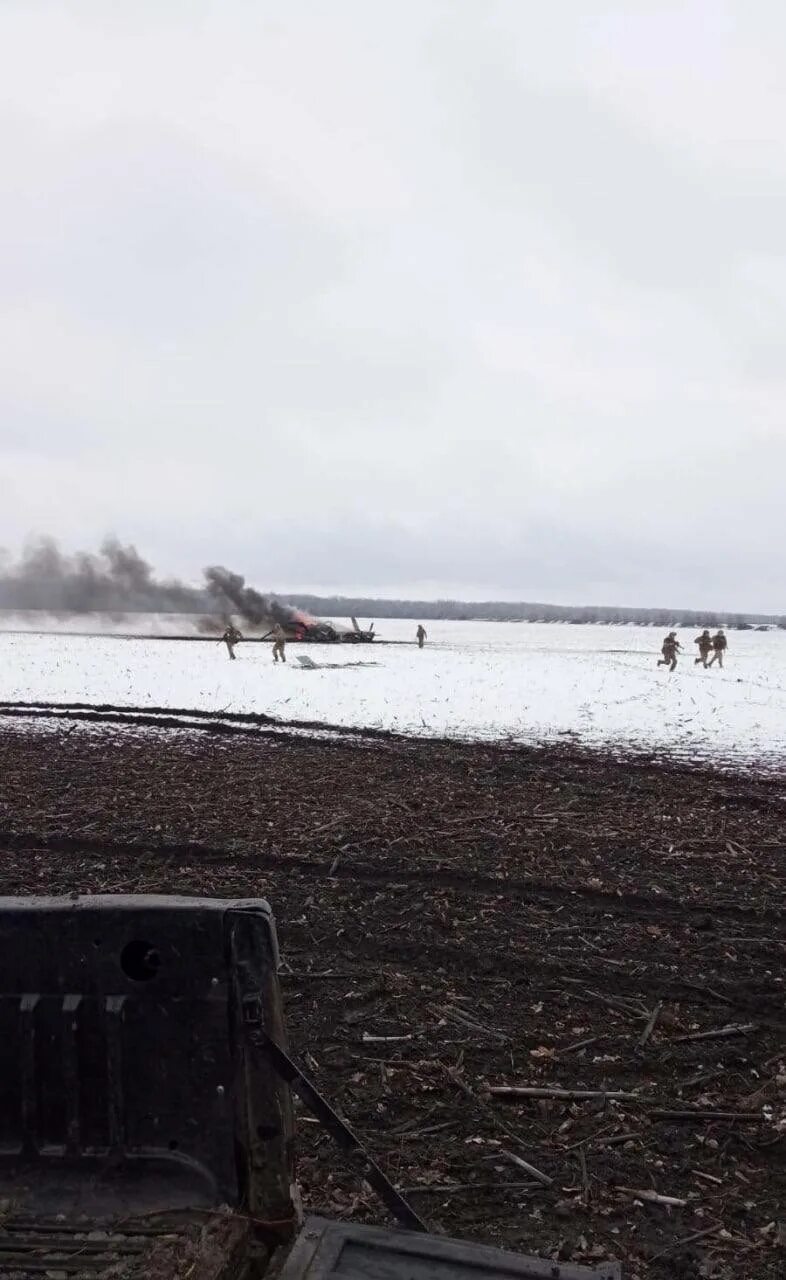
[0,620,784,770]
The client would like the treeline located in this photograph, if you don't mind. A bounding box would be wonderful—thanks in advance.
[281,595,786,629]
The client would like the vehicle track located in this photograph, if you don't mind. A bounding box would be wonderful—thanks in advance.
[278,928,786,1013]
[1,828,782,925]
[0,698,403,743]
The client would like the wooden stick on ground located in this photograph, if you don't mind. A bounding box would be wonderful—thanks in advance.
[651,1222,723,1259]
[650,1109,763,1124]
[675,1022,758,1043]
[578,1147,590,1205]
[639,1000,663,1048]
[361,1032,413,1043]
[618,1187,688,1207]
[501,1149,554,1188]
[489,1086,638,1101]
[399,1180,540,1195]
[446,1069,548,1150]
[439,1004,509,1041]
[558,1036,600,1056]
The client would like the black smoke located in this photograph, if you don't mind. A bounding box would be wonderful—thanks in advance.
[204,565,309,629]
[0,537,206,614]
[0,537,316,629]
[204,566,269,625]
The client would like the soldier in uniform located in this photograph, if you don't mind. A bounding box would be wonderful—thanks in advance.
[416,624,427,649]
[657,631,681,672]
[707,629,728,668]
[221,624,243,660]
[694,629,713,667]
[271,623,287,663]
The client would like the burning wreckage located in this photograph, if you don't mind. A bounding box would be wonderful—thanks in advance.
[205,566,375,643]
[289,615,375,644]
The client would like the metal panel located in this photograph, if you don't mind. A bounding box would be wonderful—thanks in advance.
[279,1218,622,1280]
[0,895,294,1225]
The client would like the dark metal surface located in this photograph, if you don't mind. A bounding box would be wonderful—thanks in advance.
[278,1218,623,1280]
[0,895,294,1226]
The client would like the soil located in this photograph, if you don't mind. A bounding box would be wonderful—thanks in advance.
[0,715,784,1280]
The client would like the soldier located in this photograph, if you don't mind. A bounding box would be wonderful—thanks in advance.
[271,623,287,664]
[657,631,681,672]
[416,624,427,649]
[694,629,713,667]
[707,629,728,668]
[221,624,243,660]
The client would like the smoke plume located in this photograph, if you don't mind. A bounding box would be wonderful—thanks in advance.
[0,537,205,614]
[204,565,314,629]
[0,537,318,629]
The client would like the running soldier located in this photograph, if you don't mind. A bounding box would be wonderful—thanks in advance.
[694,629,712,667]
[707,629,728,668]
[271,623,287,664]
[221,624,243,660]
[657,631,681,672]
[416,624,427,649]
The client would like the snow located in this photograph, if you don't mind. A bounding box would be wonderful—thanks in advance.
[0,621,784,770]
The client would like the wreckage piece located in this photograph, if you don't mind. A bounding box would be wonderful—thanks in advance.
[295,619,375,644]
[278,1217,622,1280]
[296,654,379,670]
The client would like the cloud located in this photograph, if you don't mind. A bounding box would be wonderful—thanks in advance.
[0,0,784,610]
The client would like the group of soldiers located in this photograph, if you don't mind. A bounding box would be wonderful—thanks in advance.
[220,622,429,661]
[221,623,287,662]
[223,621,734,674]
[658,628,728,672]
[223,620,732,673]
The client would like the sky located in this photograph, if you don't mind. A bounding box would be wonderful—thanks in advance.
[0,0,784,611]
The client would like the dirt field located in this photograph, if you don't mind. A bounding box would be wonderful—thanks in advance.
[0,715,785,1279]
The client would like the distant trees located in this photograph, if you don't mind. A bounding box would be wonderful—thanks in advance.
[280,594,775,628]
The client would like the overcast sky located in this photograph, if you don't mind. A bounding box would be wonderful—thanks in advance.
[1,1,784,610]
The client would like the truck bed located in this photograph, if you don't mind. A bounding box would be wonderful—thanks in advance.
[0,1210,250,1279]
